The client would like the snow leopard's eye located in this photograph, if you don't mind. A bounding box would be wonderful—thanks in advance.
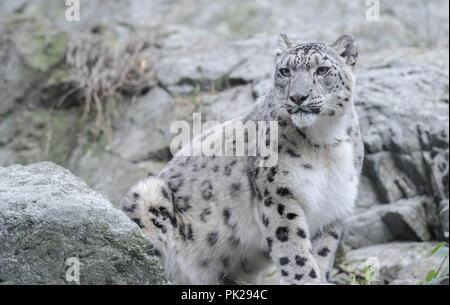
[316,67,330,76]
[278,68,291,77]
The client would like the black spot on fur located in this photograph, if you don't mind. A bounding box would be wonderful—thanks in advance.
[148,207,160,217]
[151,218,167,234]
[295,255,307,266]
[326,272,330,281]
[168,180,180,193]
[161,188,170,200]
[318,247,330,257]
[309,269,317,279]
[179,224,186,240]
[295,274,303,281]
[264,196,274,207]
[200,259,210,267]
[169,215,178,227]
[266,237,273,253]
[174,196,192,213]
[285,147,301,158]
[201,180,214,201]
[213,165,219,172]
[297,228,307,239]
[133,192,140,200]
[279,120,288,127]
[229,235,240,247]
[302,163,313,169]
[230,183,241,197]
[267,167,278,182]
[207,232,218,246]
[200,208,211,222]
[262,214,269,227]
[276,187,293,198]
[279,257,290,265]
[286,213,298,220]
[187,223,194,241]
[123,203,136,213]
[131,218,144,228]
[277,204,285,216]
[296,128,307,139]
[329,231,339,240]
[221,256,230,269]
[223,208,234,228]
[254,167,260,179]
[281,269,289,277]
[276,227,289,242]
[224,165,232,176]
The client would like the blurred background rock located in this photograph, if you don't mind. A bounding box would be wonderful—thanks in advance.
[0,0,448,284]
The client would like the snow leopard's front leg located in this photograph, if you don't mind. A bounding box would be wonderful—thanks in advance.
[311,222,343,283]
[259,186,321,285]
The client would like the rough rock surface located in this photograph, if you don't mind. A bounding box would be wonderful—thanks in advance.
[335,242,447,285]
[343,197,434,249]
[0,162,166,285]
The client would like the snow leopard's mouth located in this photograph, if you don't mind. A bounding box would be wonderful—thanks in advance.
[284,104,321,115]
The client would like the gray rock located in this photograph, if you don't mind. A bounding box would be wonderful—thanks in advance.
[153,33,273,95]
[337,242,445,284]
[354,174,380,210]
[381,197,432,242]
[0,162,166,285]
[356,60,449,205]
[145,0,449,49]
[198,84,255,121]
[391,255,449,285]
[343,197,433,248]
[67,147,150,206]
[343,205,394,249]
[109,88,176,163]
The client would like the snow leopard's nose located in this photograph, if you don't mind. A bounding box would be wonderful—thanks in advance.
[289,94,309,105]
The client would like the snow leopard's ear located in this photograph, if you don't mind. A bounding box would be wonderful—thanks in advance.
[331,35,358,68]
[276,33,293,57]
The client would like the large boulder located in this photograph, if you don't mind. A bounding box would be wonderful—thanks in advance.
[0,162,166,285]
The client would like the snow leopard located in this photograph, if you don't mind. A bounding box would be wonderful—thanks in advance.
[119,33,364,285]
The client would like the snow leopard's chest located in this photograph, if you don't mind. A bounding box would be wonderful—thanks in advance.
[278,141,358,235]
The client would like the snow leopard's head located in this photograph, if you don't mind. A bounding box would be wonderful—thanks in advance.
[274,34,358,128]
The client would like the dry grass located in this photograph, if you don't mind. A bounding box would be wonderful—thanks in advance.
[62,32,156,128]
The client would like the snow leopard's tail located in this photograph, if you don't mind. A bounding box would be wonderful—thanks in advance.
[119,176,176,256]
